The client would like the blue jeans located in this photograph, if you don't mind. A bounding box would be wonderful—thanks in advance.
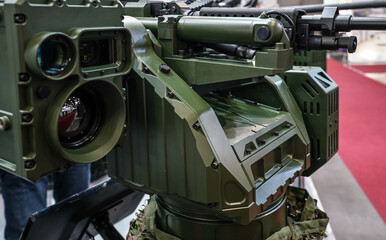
[0,164,90,240]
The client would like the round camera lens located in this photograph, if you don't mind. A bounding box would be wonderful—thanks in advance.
[37,35,73,76]
[58,88,103,149]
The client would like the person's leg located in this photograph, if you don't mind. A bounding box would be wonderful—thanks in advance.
[52,164,90,202]
[0,170,48,240]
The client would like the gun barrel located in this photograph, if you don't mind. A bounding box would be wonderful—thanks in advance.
[299,15,386,31]
[283,1,386,13]
[344,17,386,30]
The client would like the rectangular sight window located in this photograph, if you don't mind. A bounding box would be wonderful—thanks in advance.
[78,29,130,78]
[79,39,116,68]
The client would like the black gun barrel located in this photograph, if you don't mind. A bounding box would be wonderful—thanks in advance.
[283,1,386,13]
[344,17,386,30]
[299,15,386,31]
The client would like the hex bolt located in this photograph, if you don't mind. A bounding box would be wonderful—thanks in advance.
[92,0,98,7]
[178,49,186,56]
[0,116,11,131]
[19,73,30,82]
[192,121,201,130]
[273,131,279,136]
[167,91,175,98]
[83,72,89,78]
[14,14,26,24]
[100,70,105,75]
[56,0,63,6]
[285,123,292,128]
[115,68,120,73]
[159,64,170,74]
[260,139,266,145]
[36,86,51,99]
[21,114,33,123]
[24,160,36,169]
[257,26,271,40]
[158,16,165,22]
[211,160,219,169]
[245,148,252,154]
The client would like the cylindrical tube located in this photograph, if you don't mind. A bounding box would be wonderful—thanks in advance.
[345,17,386,30]
[176,16,284,46]
[136,17,158,34]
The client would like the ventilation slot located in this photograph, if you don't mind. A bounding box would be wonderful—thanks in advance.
[301,84,315,97]
[317,71,332,82]
[310,138,315,160]
[317,102,320,114]
[306,79,319,94]
[317,139,321,160]
[310,102,314,114]
[303,101,308,114]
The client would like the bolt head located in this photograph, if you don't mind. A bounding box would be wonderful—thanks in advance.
[159,64,171,74]
[19,73,30,82]
[14,14,26,24]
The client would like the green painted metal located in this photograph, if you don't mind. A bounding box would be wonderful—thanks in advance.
[0,1,340,237]
[139,16,293,85]
[280,66,339,176]
[0,0,129,181]
[293,50,327,71]
[106,16,310,225]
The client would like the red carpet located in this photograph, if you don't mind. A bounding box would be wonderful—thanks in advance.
[351,64,386,73]
[327,59,386,221]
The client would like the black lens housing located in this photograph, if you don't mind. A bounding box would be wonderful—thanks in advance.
[37,35,74,76]
[58,88,104,149]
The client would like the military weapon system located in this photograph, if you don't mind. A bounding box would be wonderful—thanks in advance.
[0,0,385,239]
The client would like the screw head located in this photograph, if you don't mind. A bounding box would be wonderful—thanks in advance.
[83,72,89,78]
[192,121,201,130]
[159,64,170,74]
[92,0,98,7]
[14,14,26,24]
[211,160,219,169]
[19,73,30,82]
[56,0,63,6]
[24,160,36,169]
[21,114,33,123]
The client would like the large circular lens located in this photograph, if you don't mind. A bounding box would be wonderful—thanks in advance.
[37,35,73,76]
[58,88,103,149]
